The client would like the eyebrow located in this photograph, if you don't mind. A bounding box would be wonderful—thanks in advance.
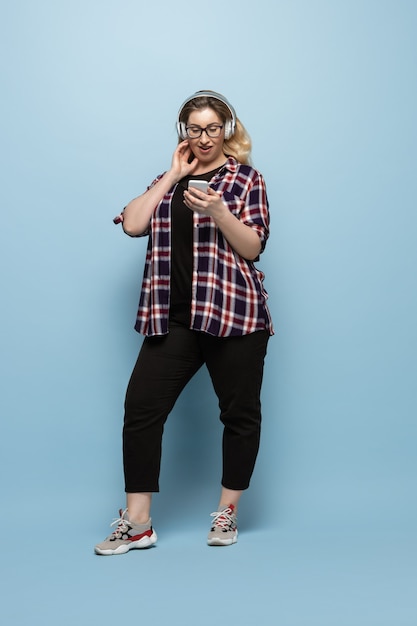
[186,123,221,127]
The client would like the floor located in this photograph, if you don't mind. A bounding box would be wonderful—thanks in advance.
[3,494,416,626]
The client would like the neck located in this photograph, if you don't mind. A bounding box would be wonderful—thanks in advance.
[193,155,227,175]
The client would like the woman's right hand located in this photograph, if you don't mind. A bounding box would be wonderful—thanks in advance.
[169,141,199,182]
[121,141,199,237]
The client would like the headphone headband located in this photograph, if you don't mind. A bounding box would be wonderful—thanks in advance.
[176,90,236,140]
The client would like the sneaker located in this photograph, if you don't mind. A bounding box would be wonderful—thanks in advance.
[94,509,157,555]
[207,504,238,546]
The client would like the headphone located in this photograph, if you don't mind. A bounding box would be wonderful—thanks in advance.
[176,90,237,140]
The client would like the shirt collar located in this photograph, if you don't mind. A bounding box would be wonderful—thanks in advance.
[222,156,238,172]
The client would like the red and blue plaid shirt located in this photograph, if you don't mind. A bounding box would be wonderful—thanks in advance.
[115,157,273,337]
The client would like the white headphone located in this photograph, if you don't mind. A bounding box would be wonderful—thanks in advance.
[176,90,237,140]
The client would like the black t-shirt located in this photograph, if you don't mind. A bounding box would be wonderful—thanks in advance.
[169,166,221,326]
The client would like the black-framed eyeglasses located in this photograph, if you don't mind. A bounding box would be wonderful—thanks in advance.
[185,124,224,139]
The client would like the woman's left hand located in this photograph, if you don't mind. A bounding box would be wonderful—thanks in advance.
[184,185,262,260]
[183,186,226,219]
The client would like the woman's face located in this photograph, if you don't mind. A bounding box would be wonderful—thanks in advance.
[185,107,227,171]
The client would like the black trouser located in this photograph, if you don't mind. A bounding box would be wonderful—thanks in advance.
[123,323,269,492]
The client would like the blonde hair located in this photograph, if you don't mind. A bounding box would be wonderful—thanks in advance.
[223,118,252,165]
[178,95,252,165]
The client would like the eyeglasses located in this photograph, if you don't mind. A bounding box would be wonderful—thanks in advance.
[185,124,224,139]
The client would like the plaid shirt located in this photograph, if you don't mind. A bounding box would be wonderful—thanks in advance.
[115,157,273,337]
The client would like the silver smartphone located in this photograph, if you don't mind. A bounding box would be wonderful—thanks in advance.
[188,180,209,193]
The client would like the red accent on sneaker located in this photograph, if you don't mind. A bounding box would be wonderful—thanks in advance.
[212,505,237,528]
[218,504,235,518]
[127,529,154,543]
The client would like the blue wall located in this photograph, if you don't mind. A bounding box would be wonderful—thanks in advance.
[1,1,416,623]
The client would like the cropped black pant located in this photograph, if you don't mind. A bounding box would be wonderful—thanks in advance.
[123,323,269,492]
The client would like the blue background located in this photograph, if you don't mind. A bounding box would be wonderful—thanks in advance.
[1,1,416,624]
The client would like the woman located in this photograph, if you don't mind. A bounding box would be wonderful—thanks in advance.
[95,90,273,555]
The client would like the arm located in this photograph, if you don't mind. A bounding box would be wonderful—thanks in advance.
[122,141,199,237]
[183,180,267,261]
[206,190,262,260]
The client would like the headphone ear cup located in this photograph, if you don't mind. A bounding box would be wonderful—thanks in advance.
[177,121,186,140]
[224,120,233,140]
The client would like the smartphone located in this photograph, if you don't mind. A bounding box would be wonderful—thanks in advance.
[188,180,209,193]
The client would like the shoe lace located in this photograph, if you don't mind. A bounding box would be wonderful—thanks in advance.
[210,507,235,530]
[109,509,131,538]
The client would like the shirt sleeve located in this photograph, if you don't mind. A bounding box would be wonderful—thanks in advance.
[223,168,270,254]
[112,172,166,230]
[242,170,270,252]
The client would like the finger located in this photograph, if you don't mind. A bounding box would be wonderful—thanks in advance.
[177,141,190,155]
[186,188,205,200]
[183,193,196,210]
[206,187,221,197]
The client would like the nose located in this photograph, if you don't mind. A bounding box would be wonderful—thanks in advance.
[199,129,211,142]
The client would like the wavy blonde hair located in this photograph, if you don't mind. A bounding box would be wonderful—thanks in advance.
[178,94,252,165]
